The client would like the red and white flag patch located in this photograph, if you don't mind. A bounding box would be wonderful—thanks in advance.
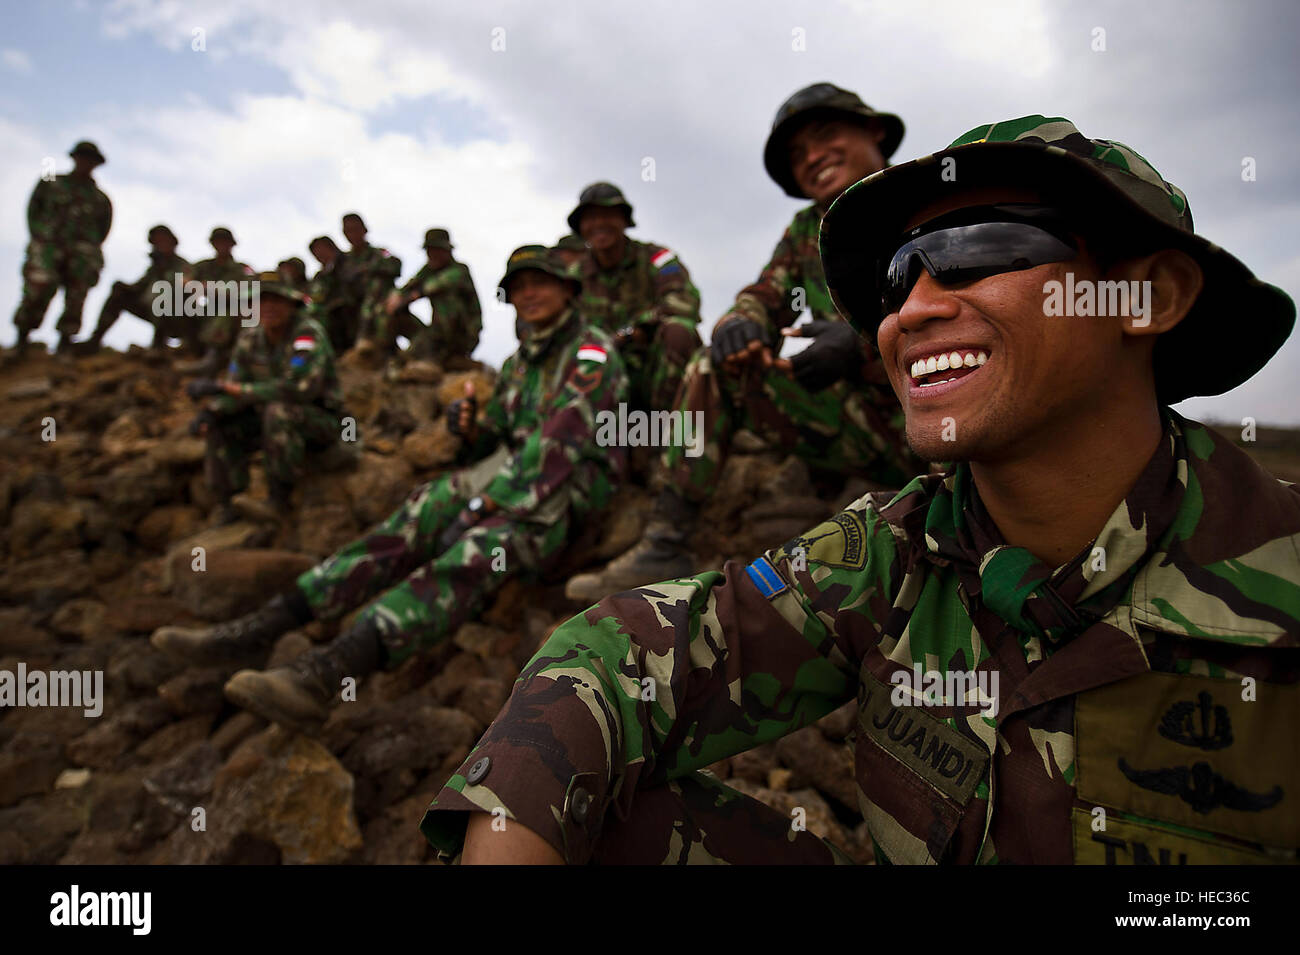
[576,345,608,364]
[293,336,316,351]
[651,249,677,268]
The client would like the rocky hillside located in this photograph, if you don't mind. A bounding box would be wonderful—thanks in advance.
[0,345,878,864]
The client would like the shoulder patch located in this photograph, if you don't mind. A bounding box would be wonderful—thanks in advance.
[651,248,677,269]
[293,335,316,351]
[778,511,869,570]
[576,345,608,364]
[745,556,788,599]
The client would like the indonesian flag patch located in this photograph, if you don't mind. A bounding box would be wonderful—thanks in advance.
[293,336,316,351]
[576,345,607,364]
[651,249,677,268]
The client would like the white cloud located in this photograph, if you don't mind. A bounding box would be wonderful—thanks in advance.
[2,48,33,74]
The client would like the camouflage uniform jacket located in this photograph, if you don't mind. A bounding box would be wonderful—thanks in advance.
[341,243,401,305]
[577,238,701,336]
[191,256,255,285]
[422,411,1300,864]
[729,203,898,419]
[399,259,482,353]
[460,308,627,523]
[129,251,192,299]
[26,174,112,261]
[212,313,344,415]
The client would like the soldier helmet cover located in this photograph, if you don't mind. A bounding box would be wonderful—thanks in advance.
[69,141,107,165]
[763,83,905,199]
[567,182,636,233]
[498,245,582,301]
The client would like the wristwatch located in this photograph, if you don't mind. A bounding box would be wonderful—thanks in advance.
[467,496,486,516]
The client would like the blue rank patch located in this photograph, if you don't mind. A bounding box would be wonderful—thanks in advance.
[745,556,787,599]
[228,362,238,374]
[658,263,682,276]
[290,355,306,368]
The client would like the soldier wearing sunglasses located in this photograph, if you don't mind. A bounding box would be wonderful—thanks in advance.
[422,115,1298,866]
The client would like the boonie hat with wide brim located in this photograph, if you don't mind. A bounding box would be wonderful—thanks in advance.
[820,115,1295,403]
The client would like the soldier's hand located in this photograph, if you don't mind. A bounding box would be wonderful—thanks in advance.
[710,315,772,376]
[185,378,223,400]
[446,380,478,440]
[615,325,649,348]
[784,320,862,392]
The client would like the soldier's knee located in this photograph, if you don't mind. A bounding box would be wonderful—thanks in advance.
[262,402,297,428]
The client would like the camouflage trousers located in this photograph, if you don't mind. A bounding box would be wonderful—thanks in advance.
[620,317,702,414]
[205,402,342,499]
[92,282,203,351]
[587,771,849,864]
[407,320,476,365]
[357,296,413,354]
[13,242,103,336]
[656,350,919,503]
[296,447,572,667]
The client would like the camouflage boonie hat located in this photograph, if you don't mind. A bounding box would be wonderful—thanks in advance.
[148,224,177,243]
[423,228,453,250]
[254,270,308,305]
[69,140,106,165]
[555,233,587,253]
[278,256,306,274]
[820,115,1296,404]
[764,82,905,199]
[209,227,236,244]
[498,245,581,301]
[566,182,635,233]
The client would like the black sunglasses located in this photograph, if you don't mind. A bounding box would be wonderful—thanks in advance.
[879,205,1079,319]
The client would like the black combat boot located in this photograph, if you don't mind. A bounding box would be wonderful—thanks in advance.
[222,618,384,734]
[150,591,312,665]
[565,488,699,603]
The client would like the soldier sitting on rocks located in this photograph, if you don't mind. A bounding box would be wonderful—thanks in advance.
[82,224,195,355]
[306,236,355,355]
[152,246,628,736]
[566,84,923,603]
[176,226,257,376]
[384,228,482,368]
[420,116,1299,866]
[186,272,347,526]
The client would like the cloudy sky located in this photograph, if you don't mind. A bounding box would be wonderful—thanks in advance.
[2,0,1297,424]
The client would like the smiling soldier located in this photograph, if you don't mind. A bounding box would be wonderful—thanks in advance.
[567,83,922,603]
[420,116,1299,865]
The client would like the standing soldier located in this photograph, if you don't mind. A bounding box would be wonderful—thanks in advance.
[385,228,482,366]
[567,84,920,601]
[339,212,402,357]
[185,272,347,525]
[428,115,1300,867]
[569,182,702,414]
[306,236,354,354]
[152,246,628,733]
[178,227,256,375]
[82,224,196,354]
[12,141,112,356]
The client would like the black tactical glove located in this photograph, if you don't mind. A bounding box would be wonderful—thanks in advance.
[185,378,223,400]
[709,315,769,367]
[445,393,478,437]
[188,407,218,437]
[787,320,862,392]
